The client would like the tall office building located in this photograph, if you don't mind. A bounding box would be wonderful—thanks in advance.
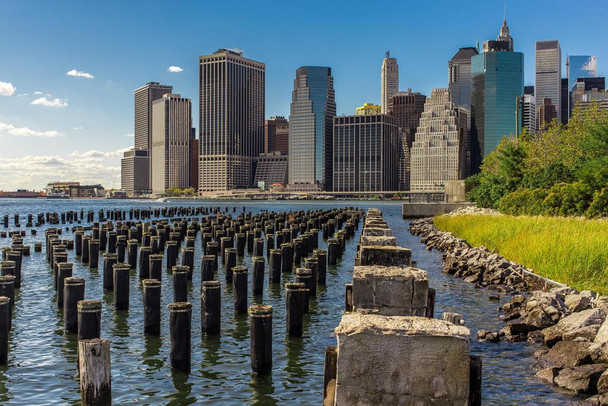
[264,116,289,154]
[333,113,399,192]
[522,94,537,135]
[121,148,150,195]
[561,78,569,125]
[199,49,265,192]
[535,40,562,123]
[381,51,399,114]
[288,66,336,191]
[410,89,467,191]
[387,90,426,190]
[537,98,557,131]
[471,19,524,173]
[448,47,478,109]
[151,94,192,195]
[122,81,172,194]
[190,129,199,190]
[568,55,597,91]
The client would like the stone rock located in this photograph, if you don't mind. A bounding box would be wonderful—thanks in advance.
[334,313,470,405]
[535,341,592,369]
[359,236,397,247]
[535,367,560,385]
[520,307,557,330]
[590,317,608,363]
[527,330,545,343]
[542,309,606,347]
[554,364,608,394]
[582,393,608,406]
[357,245,411,267]
[566,294,592,313]
[598,370,608,395]
[476,330,500,343]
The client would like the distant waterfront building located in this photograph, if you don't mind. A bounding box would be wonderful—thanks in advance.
[410,89,467,191]
[288,66,336,191]
[572,78,608,113]
[151,94,192,195]
[264,116,289,154]
[254,152,288,187]
[568,55,597,91]
[471,18,523,173]
[199,49,265,192]
[537,98,557,130]
[448,47,478,110]
[522,94,537,135]
[46,182,105,198]
[535,40,562,123]
[355,103,381,116]
[333,113,399,192]
[381,52,398,114]
[190,134,199,190]
[387,90,426,190]
[577,91,608,112]
[121,148,150,195]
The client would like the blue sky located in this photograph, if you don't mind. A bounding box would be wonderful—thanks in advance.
[0,0,606,190]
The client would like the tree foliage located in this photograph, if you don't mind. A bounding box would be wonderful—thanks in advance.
[467,103,608,217]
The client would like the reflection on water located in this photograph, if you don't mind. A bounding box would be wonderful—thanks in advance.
[0,199,583,404]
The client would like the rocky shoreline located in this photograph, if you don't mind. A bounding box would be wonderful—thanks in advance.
[410,214,608,404]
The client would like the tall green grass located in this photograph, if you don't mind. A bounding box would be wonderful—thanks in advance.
[433,214,608,294]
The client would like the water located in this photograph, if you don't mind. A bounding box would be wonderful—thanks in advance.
[0,199,582,404]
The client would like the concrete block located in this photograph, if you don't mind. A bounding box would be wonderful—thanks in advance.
[358,245,411,267]
[334,313,470,405]
[352,266,428,316]
[359,236,396,247]
[362,227,393,237]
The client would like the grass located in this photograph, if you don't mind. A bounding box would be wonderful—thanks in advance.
[433,214,608,294]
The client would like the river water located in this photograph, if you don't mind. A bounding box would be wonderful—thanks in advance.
[0,199,580,405]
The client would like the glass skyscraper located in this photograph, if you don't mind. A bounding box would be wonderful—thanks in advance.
[288,66,336,191]
[568,55,597,91]
[470,19,523,173]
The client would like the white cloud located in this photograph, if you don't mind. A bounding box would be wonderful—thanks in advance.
[31,97,68,108]
[0,154,121,191]
[69,147,131,159]
[0,81,16,96]
[0,121,61,138]
[66,69,94,79]
[72,126,84,130]
[33,91,43,95]
[167,66,183,73]
[124,133,134,137]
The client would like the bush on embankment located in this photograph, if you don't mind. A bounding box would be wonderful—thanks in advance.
[433,214,608,293]
[466,103,608,218]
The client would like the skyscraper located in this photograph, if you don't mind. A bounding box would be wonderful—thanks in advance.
[333,113,399,192]
[151,94,192,195]
[522,94,537,135]
[387,90,426,190]
[381,52,398,114]
[122,81,172,194]
[568,55,597,91]
[471,19,523,172]
[448,47,478,110]
[288,66,336,191]
[264,116,289,154]
[535,40,562,123]
[410,89,467,191]
[199,49,265,192]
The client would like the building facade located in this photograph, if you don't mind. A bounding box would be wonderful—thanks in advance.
[151,94,192,195]
[410,89,467,191]
[264,116,289,154]
[522,94,537,135]
[568,55,597,91]
[471,19,523,173]
[288,66,336,191]
[535,40,562,123]
[355,103,381,116]
[199,49,265,192]
[381,51,398,114]
[125,81,172,193]
[333,114,399,192]
[253,152,288,187]
[448,47,478,110]
[387,90,426,190]
[537,98,557,130]
[121,148,150,195]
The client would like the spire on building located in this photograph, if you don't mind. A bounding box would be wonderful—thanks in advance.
[386,51,390,59]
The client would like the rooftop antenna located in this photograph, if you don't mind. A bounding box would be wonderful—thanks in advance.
[503,1,507,23]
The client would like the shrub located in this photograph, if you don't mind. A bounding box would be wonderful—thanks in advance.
[498,188,548,215]
[587,188,608,218]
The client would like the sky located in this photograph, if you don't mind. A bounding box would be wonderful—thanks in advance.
[0,0,606,191]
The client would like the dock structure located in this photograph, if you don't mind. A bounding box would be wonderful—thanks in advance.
[325,208,480,406]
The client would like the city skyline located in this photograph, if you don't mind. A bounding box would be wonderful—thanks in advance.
[1,0,607,190]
